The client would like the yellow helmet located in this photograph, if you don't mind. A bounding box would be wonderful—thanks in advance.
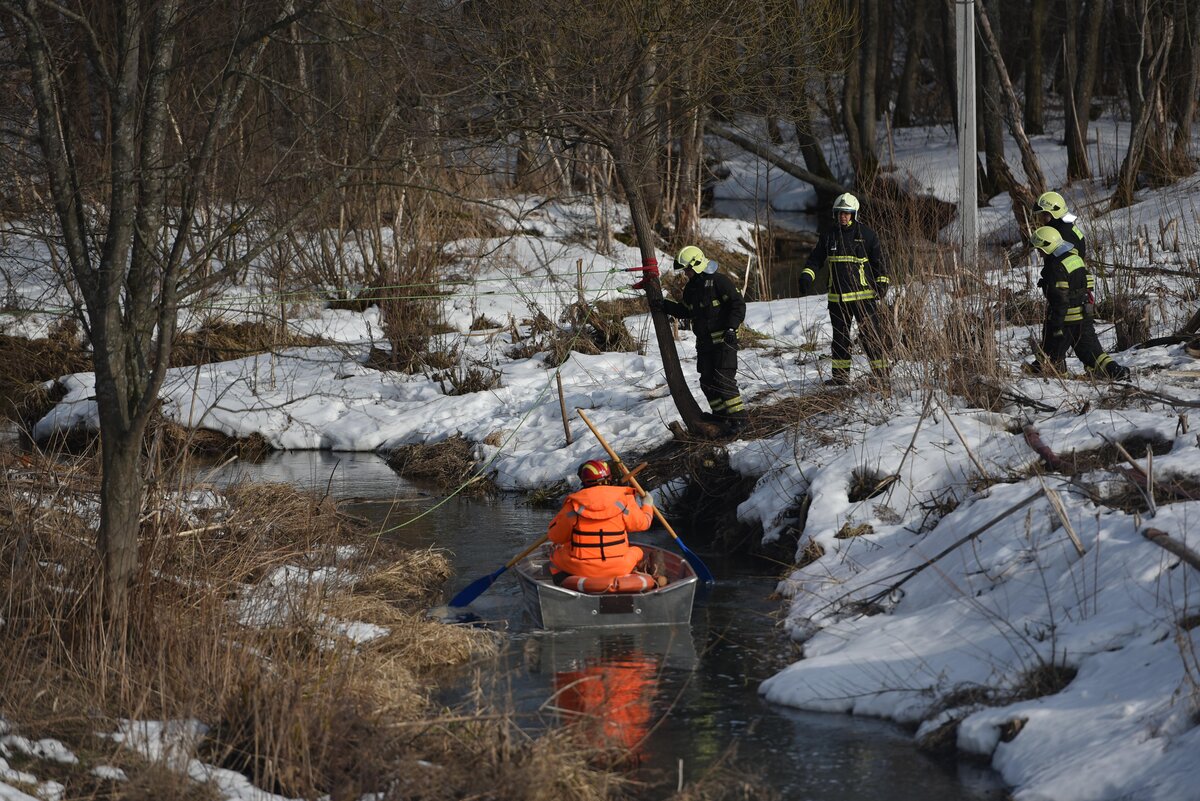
[1035,191,1068,220]
[674,245,707,273]
[1031,226,1063,255]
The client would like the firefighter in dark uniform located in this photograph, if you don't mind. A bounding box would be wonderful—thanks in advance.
[1028,226,1129,379]
[799,193,890,386]
[651,245,748,431]
[1034,191,1086,257]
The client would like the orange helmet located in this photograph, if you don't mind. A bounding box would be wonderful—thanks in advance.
[578,459,611,486]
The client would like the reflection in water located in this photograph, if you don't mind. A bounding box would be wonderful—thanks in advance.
[218,451,1007,800]
[552,652,658,757]
[532,627,697,764]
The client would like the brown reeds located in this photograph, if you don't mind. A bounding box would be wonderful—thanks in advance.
[0,445,632,801]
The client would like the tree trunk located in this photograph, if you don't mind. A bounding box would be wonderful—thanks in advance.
[1024,0,1046,134]
[856,0,880,181]
[894,0,930,127]
[980,0,1009,197]
[673,104,706,243]
[97,430,144,618]
[975,1,1046,220]
[874,0,895,120]
[1113,0,1146,123]
[1165,0,1199,177]
[939,0,959,133]
[613,152,713,437]
[1112,17,1174,208]
[708,121,852,198]
[842,27,865,175]
[1065,0,1104,180]
[791,93,842,207]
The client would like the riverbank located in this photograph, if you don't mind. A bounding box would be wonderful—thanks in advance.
[2,444,716,801]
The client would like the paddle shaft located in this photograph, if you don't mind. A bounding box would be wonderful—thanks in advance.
[448,532,550,607]
[506,533,550,568]
[575,409,682,542]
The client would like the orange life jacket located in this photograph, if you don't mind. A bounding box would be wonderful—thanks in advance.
[547,485,653,578]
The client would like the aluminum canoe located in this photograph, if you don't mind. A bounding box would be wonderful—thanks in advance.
[514,542,698,629]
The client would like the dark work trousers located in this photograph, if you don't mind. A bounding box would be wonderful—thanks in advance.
[830,300,887,381]
[696,342,746,419]
[1038,318,1122,376]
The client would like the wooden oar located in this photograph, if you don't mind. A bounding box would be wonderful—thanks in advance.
[447,533,549,608]
[576,408,716,585]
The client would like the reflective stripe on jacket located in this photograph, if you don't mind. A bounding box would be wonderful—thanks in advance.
[1048,215,1086,259]
[802,221,888,303]
[661,271,746,347]
[1041,251,1093,324]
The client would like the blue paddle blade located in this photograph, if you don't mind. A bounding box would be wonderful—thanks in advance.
[448,566,505,608]
[677,542,715,585]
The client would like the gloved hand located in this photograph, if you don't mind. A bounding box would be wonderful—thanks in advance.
[723,328,738,347]
[1048,327,1064,339]
[875,280,889,300]
[798,275,814,295]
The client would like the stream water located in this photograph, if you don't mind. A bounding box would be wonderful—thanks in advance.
[212,450,1007,801]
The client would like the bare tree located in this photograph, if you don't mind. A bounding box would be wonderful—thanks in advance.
[0,0,398,617]
[1064,0,1105,180]
[894,0,932,127]
[1023,0,1047,134]
[976,2,1047,216]
[1112,5,1175,207]
[451,0,840,435]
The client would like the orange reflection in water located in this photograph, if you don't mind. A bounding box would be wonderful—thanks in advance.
[552,652,660,759]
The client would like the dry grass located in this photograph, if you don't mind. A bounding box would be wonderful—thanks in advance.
[0,444,645,801]
[169,319,323,368]
[384,434,498,495]
[0,321,90,428]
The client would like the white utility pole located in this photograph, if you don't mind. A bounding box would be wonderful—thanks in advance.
[956,0,978,268]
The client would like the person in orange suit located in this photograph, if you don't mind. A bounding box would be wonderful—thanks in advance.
[547,459,654,585]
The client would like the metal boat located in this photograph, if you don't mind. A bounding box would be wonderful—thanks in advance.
[514,542,698,629]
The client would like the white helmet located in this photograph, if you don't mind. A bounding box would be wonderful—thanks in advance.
[832,193,860,222]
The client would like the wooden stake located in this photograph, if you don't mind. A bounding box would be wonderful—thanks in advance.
[556,372,572,445]
[576,258,585,307]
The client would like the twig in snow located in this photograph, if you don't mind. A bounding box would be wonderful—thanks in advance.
[1142,528,1200,572]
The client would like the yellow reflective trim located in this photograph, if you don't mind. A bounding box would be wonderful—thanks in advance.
[832,359,852,369]
[1063,255,1085,273]
[828,290,877,302]
[802,268,816,279]
[1055,281,1069,288]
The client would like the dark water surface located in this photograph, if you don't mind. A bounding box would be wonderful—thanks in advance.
[214,451,1006,801]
